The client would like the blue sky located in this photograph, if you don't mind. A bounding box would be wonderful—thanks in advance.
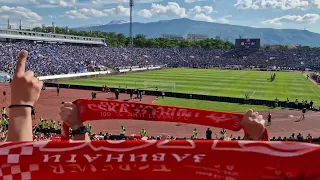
[0,0,319,33]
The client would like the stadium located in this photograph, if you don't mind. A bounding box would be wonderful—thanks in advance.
[0,14,320,179]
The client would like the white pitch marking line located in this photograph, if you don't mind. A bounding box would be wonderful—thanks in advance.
[249,90,256,98]
[300,76,320,98]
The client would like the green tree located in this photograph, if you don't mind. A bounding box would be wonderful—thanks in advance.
[31,26,237,49]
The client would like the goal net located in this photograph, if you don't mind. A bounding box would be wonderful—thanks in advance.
[143,80,176,92]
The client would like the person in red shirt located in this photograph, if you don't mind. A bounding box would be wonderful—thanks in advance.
[267,112,271,126]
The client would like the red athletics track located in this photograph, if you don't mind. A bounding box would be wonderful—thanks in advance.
[1,83,320,139]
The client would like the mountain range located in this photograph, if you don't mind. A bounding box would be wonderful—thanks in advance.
[75,18,320,47]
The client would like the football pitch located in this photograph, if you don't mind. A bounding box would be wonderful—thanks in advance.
[62,68,320,111]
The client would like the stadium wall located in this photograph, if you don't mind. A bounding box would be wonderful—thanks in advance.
[38,66,162,81]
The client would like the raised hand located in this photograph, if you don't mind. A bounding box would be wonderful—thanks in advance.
[59,101,90,141]
[7,50,43,142]
[59,102,83,130]
[240,110,266,140]
[11,50,43,106]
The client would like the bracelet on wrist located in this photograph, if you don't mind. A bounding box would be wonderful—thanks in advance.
[72,126,88,135]
[9,104,34,111]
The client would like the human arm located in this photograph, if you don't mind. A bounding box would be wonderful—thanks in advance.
[7,50,43,142]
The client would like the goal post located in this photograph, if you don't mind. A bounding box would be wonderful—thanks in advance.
[143,80,176,92]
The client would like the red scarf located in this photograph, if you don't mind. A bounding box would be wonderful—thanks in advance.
[9,99,320,179]
[62,99,248,139]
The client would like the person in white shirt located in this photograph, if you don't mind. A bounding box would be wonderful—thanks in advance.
[275,97,279,107]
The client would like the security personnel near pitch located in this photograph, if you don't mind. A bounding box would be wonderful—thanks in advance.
[91,92,97,99]
[192,128,198,139]
[220,129,227,139]
[206,128,212,140]
[294,99,299,108]
[302,100,306,108]
[139,91,143,101]
[0,116,3,129]
[310,100,314,109]
[274,97,279,107]
[129,89,133,100]
[57,86,60,96]
[1,115,8,130]
[43,120,49,134]
[136,89,139,99]
[302,108,306,120]
[140,128,147,137]
[1,107,6,118]
[50,120,56,133]
[86,123,92,134]
[267,113,272,126]
[3,91,6,101]
[286,98,290,107]
[115,89,119,100]
[57,121,62,134]
[38,117,43,130]
[120,126,126,136]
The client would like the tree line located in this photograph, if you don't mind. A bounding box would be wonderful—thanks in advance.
[32,26,234,49]
[32,26,319,50]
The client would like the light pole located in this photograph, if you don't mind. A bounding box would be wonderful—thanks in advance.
[129,0,134,47]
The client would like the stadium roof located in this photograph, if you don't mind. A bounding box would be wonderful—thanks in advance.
[0,29,105,45]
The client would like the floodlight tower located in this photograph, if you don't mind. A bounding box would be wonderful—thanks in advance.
[129,0,134,47]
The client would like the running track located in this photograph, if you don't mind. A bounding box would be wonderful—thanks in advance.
[1,83,319,139]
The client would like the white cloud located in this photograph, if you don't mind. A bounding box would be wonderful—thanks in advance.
[218,15,232,23]
[0,6,42,28]
[234,0,320,10]
[137,9,153,18]
[194,13,215,22]
[185,0,206,3]
[92,0,162,4]
[189,6,216,15]
[315,0,320,7]
[65,5,130,19]
[0,0,76,7]
[137,2,187,18]
[262,14,320,25]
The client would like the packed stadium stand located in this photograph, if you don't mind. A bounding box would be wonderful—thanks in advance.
[1,42,320,76]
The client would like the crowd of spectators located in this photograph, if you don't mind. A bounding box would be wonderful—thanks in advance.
[1,126,318,144]
[1,42,319,144]
[0,42,319,76]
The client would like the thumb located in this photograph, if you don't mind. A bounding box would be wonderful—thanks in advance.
[244,109,254,119]
[14,50,28,77]
[233,110,253,123]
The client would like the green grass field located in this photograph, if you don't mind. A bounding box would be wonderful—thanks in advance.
[62,68,320,110]
[154,97,280,112]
